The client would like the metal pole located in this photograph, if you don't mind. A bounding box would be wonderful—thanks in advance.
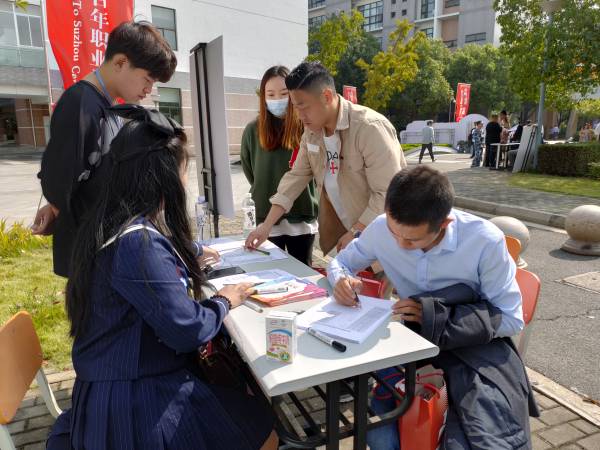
[533,12,554,169]
[40,0,53,114]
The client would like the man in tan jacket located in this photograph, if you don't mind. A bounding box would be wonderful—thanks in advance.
[245,62,406,255]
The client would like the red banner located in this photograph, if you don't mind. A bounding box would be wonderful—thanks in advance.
[454,83,471,122]
[46,0,134,90]
[343,85,358,104]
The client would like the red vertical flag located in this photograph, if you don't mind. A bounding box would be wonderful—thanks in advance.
[46,0,134,90]
[454,83,471,122]
[343,85,358,104]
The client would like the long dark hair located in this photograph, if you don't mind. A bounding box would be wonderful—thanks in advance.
[66,114,204,337]
[257,65,303,151]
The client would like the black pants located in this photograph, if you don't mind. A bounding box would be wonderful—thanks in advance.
[419,143,434,162]
[269,234,315,266]
[484,143,497,167]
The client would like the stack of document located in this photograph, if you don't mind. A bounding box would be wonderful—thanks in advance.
[249,276,327,306]
[205,238,288,268]
[296,296,394,344]
[209,269,328,306]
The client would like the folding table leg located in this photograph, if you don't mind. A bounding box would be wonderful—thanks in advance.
[353,373,370,450]
[326,380,341,450]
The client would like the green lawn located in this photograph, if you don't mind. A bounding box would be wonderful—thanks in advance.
[0,248,71,369]
[401,143,452,152]
[509,173,600,199]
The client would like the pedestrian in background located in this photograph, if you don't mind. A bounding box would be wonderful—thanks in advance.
[419,120,435,164]
[471,121,484,168]
[484,114,502,168]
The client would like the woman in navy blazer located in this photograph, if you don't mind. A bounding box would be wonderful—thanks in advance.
[46,105,277,450]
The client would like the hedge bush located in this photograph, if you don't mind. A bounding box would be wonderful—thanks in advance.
[538,142,600,176]
[589,162,600,180]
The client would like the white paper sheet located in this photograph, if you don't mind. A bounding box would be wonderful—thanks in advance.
[296,296,394,344]
[205,237,288,268]
[208,269,290,291]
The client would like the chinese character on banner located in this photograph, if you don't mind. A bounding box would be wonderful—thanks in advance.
[90,8,109,29]
[46,0,133,89]
[343,85,358,104]
[454,83,471,122]
[91,48,104,67]
[90,29,109,48]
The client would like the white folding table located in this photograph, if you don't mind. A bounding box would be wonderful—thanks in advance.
[220,252,439,449]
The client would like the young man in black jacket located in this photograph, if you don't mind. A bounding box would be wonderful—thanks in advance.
[33,21,177,277]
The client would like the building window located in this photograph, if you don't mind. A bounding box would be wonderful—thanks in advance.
[309,0,326,9]
[402,9,407,16]
[445,0,460,7]
[151,6,177,50]
[0,1,44,68]
[444,39,457,48]
[358,1,384,32]
[16,10,42,47]
[465,32,487,43]
[392,0,396,4]
[377,36,383,49]
[158,87,182,124]
[309,14,327,30]
[391,11,396,18]
[421,0,435,18]
[422,27,433,38]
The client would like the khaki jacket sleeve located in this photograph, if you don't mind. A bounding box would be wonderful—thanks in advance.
[269,134,314,212]
[356,120,406,225]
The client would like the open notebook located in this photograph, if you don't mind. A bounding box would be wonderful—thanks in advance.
[296,296,394,344]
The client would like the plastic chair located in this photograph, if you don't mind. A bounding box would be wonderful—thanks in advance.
[513,268,541,357]
[505,235,521,264]
[0,312,62,450]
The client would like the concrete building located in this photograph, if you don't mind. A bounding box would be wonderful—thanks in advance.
[0,0,307,153]
[308,0,500,50]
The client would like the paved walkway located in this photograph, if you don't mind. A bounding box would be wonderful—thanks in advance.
[8,369,600,449]
[404,149,600,217]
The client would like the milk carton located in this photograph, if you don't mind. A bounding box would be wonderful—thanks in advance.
[266,311,297,363]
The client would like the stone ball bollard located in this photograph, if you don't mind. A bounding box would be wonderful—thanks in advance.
[562,205,600,256]
[489,216,530,268]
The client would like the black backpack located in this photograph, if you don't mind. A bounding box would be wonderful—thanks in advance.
[468,128,475,143]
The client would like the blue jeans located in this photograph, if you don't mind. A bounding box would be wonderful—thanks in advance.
[471,145,482,167]
[367,367,402,450]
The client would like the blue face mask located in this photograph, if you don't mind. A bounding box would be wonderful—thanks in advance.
[266,98,288,118]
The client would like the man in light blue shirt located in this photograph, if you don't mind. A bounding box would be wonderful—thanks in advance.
[328,165,523,338]
[328,166,528,449]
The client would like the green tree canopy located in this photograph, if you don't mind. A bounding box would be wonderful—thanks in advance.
[356,20,422,111]
[495,0,600,110]
[334,32,381,100]
[445,43,521,117]
[576,98,600,119]
[307,11,365,77]
[387,38,453,129]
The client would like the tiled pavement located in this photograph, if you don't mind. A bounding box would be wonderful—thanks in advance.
[8,369,600,450]
[4,155,600,449]
[404,150,600,217]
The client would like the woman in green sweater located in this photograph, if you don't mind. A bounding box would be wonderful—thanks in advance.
[241,66,318,265]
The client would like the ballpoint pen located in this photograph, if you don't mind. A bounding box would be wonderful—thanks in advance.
[243,300,264,313]
[342,267,361,308]
[242,246,270,256]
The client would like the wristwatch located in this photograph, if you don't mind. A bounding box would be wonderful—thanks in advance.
[350,226,362,238]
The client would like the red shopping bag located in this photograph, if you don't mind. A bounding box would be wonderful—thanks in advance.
[373,365,448,450]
